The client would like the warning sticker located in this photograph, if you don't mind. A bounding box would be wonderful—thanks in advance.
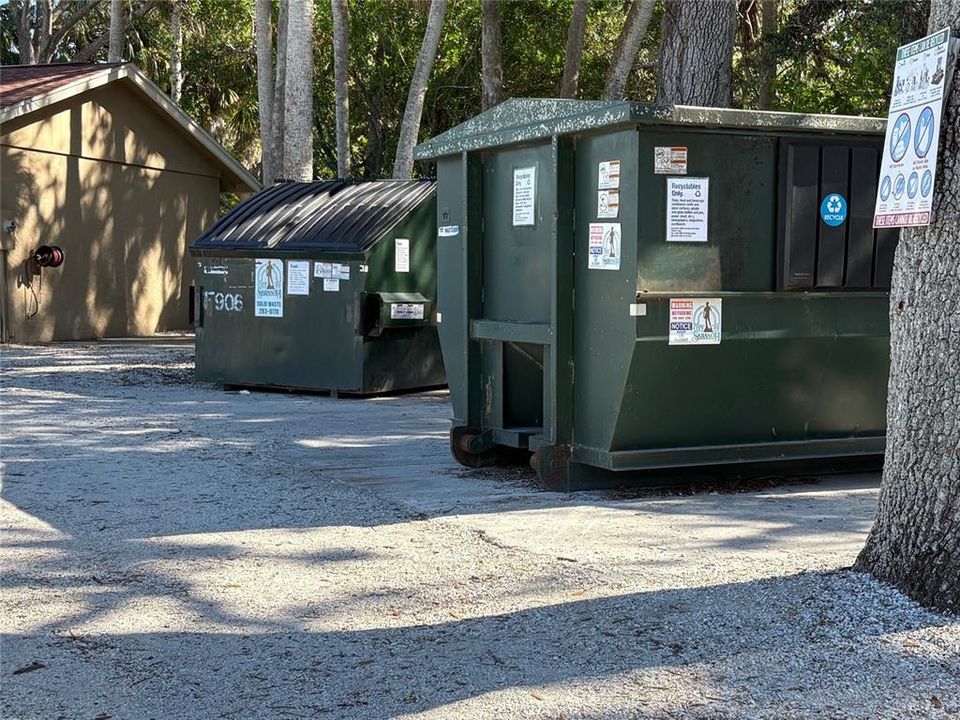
[597,189,619,218]
[669,298,722,345]
[654,146,688,175]
[323,279,340,292]
[588,222,621,271]
[390,303,425,320]
[598,160,620,190]
[254,259,284,317]
[286,260,310,295]
[395,239,410,273]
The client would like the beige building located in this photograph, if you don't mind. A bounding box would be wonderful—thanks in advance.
[0,63,259,342]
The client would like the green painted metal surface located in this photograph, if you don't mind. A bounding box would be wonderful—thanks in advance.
[192,190,444,395]
[419,99,895,489]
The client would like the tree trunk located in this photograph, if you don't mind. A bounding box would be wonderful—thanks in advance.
[481,0,503,109]
[170,0,184,104]
[393,0,447,179]
[331,0,352,178]
[272,0,289,180]
[757,0,777,110]
[604,0,657,100]
[254,0,276,184]
[15,0,36,64]
[560,0,589,99]
[656,0,736,106]
[855,0,960,613]
[108,0,125,62]
[282,0,315,182]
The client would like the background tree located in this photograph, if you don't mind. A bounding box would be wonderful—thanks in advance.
[855,0,960,612]
[283,0,315,182]
[560,0,589,98]
[657,0,737,106]
[108,0,124,62]
[331,0,352,177]
[481,0,503,109]
[254,0,275,184]
[604,0,657,100]
[393,0,447,178]
[170,0,184,104]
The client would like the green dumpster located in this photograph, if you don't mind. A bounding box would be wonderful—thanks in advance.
[414,99,898,489]
[189,179,445,395]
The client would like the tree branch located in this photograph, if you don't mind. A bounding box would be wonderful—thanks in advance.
[41,0,102,62]
[73,0,160,63]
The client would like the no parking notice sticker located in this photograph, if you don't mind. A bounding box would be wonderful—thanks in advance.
[874,28,958,228]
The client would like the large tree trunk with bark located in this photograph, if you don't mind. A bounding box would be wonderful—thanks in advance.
[255,0,276,184]
[656,0,736,106]
[481,0,503,110]
[170,0,184,104]
[331,0,352,178]
[757,0,777,109]
[108,0,125,62]
[272,0,290,180]
[604,0,657,100]
[855,0,960,613]
[15,0,37,64]
[393,0,447,179]
[560,0,589,98]
[282,0,315,182]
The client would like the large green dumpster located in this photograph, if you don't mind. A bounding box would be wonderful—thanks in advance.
[189,179,444,395]
[414,99,898,489]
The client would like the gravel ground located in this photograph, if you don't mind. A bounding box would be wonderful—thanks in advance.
[1,342,957,720]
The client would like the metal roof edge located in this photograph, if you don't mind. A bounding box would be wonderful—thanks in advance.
[414,98,887,160]
[1,63,260,194]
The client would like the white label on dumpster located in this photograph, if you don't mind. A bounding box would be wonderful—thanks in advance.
[314,262,332,278]
[667,177,709,242]
[512,166,536,226]
[588,223,621,270]
[654,146,688,175]
[391,303,424,320]
[669,298,721,345]
[286,260,310,295]
[395,238,410,272]
[598,160,621,189]
[323,279,340,292]
[255,259,284,317]
[597,189,619,218]
[438,225,461,237]
[334,263,350,280]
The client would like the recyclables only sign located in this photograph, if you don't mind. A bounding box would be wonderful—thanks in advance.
[874,28,956,228]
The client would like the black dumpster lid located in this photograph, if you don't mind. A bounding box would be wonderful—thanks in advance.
[191,179,435,255]
[414,98,887,160]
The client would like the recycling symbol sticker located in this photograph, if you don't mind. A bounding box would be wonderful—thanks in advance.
[820,193,847,227]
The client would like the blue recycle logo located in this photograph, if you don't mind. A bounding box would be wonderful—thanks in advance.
[820,193,847,227]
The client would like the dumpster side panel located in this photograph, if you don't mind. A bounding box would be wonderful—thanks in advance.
[362,194,445,392]
[571,129,641,452]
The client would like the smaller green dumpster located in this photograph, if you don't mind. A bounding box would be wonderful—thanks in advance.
[189,179,444,395]
[415,99,899,489]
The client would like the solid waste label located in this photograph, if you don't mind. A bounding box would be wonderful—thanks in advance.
[512,167,536,226]
[390,303,424,320]
[669,298,721,345]
[395,239,410,273]
[874,28,956,228]
[666,177,709,242]
[588,223,621,270]
[597,189,619,219]
[254,259,283,317]
[654,146,688,175]
[286,260,310,295]
[598,160,620,190]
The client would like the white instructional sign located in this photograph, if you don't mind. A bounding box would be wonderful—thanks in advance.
[597,189,619,218]
[654,146,688,175]
[254,259,284,317]
[588,223,621,271]
[323,279,340,292]
[286,260,310,295]
[315,262,350,280]
[390,303,425,320]
[874,28,956,228]
[669,298,722,346]
[667,177,709,243]
[598,160,621,189]
[395,238,410,273]
[512,166,536,226]
[314,261,332,278]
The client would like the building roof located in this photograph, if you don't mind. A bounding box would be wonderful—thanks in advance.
[414,98,888,160]
[191,179,435,257]
[0,62,260,194]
